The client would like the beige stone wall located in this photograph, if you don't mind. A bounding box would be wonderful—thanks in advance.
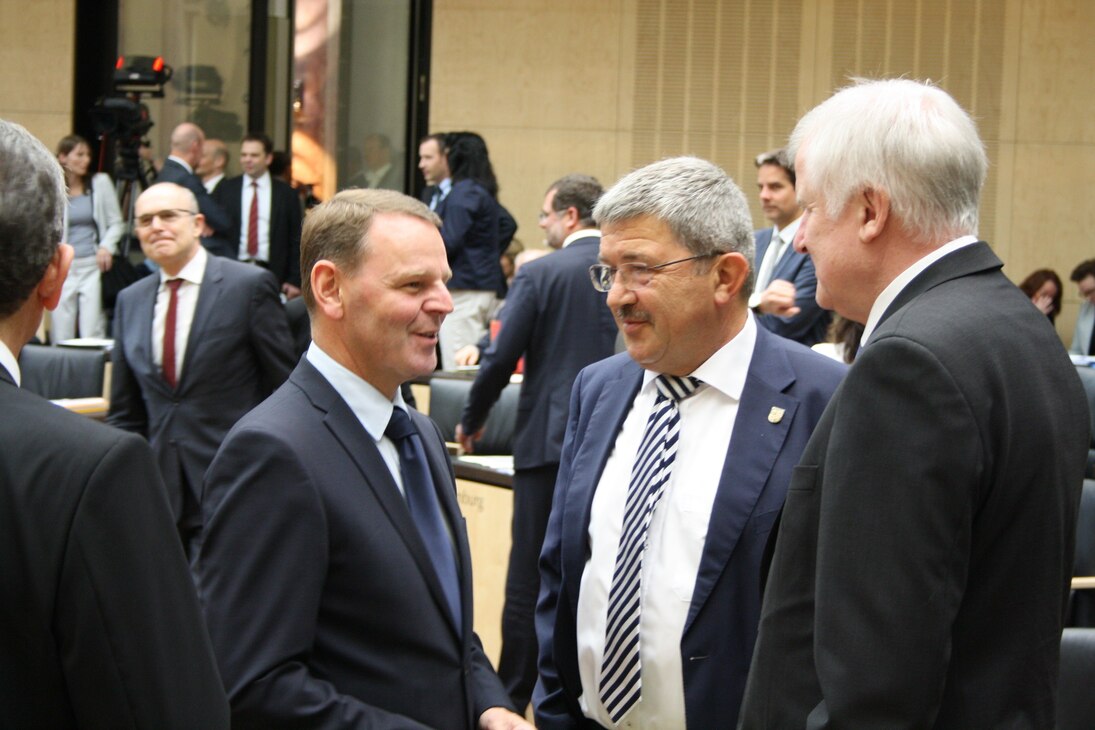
[430,0,1095,343]
[0,0,75,148]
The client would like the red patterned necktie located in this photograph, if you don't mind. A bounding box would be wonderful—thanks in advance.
[162,278,183,388]
[247,180,259,257]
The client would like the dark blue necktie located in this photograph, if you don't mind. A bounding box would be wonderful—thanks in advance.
[385,407,462,628]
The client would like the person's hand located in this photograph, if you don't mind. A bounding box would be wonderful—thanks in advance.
[96,246,114,272]
[756,279,800,317]
[478,706,535,730]
[455,344,480,366]
[282,283,302,300]
[1033,292,1054,315]
[455,423,485,455]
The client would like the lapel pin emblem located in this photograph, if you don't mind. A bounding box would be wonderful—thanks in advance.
[768,406,785,424]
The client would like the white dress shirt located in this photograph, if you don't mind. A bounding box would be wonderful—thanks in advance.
[0,339,20,386]
[305,342,407,493]
[238,172,272,263]
[203,173,224,194]
[562,228,601,249]
[860,235,978,346]
[365,163,392,189]
[153,245,208,383]
[577,313,758,728]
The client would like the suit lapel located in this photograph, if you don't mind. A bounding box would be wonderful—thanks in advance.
[685,327,799,630]
[129,275,171,396]
[294,360,463,639]
[754,228,773,268]
[876,241,1002,333]
[561,360,643,615]
[178,255,225,391]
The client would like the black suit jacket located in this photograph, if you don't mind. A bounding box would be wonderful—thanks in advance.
[108,254,295,528]
[460,235,617,469]
[156,157,233,255]
[196,357,514,728]
[213,174,303,287]
[0,365,229,728]
[741,242,1091,728]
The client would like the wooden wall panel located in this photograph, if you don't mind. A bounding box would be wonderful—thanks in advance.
[430,0,632,243]
[429,0,1094,342]
[0,0,74,147]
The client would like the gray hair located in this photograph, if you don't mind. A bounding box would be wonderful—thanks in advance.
[594,156,754,266]
[0,120,66,318]
[789,78,987,244]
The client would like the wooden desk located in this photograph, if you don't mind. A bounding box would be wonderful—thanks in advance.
[457,474,514,666]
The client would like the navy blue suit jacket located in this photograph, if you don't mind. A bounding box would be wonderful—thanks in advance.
[753,227,831,346]
[197,358,514,728]
[107,254,295,527]
[435,179,507,294]
[534,326,845,728]
[212,174,303,287]
[460,235,617,469]
[156,157,233,255]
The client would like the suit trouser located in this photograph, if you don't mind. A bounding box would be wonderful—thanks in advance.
[497,463,559,713]
[51,255,105,342]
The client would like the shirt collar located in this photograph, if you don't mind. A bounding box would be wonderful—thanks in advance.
[861,235,979,345]
[160,244,208,287]
[247,171,271,188]
[0,338,20,386]
[562,228,601,249]
[774,214,803,246]
[305,341,407,442]
[438,178,452,197]
[640,310,757,402]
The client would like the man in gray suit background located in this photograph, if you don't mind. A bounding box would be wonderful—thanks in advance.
[741,78,1090,728]
[108,182,294,558]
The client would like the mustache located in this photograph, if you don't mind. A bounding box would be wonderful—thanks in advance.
[615,305,650,323]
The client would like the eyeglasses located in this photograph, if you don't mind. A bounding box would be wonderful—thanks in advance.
[135,208,197,229]
[589,254,713,293]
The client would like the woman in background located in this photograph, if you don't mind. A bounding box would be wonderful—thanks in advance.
[1019,268,1063,324]
[53,134,124,341]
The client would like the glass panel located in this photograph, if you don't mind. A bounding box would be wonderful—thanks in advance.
[292,0,412,203]
[118,0,252,177]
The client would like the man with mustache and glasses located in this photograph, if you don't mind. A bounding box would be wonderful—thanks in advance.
[534,157,845,728]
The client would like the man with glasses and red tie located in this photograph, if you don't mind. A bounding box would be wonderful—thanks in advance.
[534,157,845,729]
[108,182,294,560]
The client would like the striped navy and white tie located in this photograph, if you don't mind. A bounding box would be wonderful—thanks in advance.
[600,373,701,723]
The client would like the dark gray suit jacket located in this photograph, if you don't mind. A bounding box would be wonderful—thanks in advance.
[460,235,617,469]
[107,254,295,528]
[196,357,514,728]
[741,242,1091,728]
[0,365,228,728]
